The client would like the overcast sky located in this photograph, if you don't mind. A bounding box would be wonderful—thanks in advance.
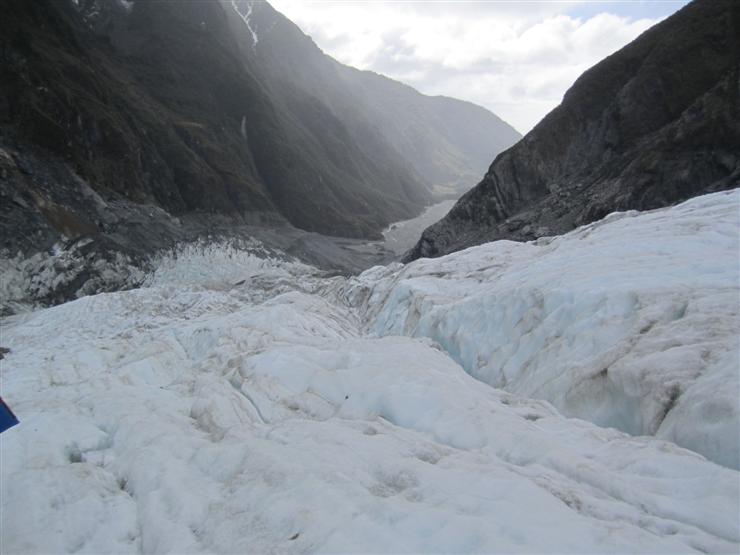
[269,0,689,134]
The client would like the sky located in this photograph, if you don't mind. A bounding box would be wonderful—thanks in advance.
[269,0,690,134]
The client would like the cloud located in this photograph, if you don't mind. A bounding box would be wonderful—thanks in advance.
[269,1,683,134]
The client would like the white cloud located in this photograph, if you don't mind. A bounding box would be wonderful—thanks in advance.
[269,1,674,134]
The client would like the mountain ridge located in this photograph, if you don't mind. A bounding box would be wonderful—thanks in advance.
[406,0,739,261]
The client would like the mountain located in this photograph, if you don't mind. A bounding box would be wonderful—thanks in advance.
[406,0,739,261]
[0,0,519,268]
[334,68,522,198]
[231,1,521,199]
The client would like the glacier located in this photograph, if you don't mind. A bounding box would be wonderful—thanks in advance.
[1,190,739,553]
[347,189,740,470]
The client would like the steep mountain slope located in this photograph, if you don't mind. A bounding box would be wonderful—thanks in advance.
[223,0,433,236]
[0,0,520,310]
[407,0,739,260]
[1,0,419,242]
[228,0,521,198]
[335,68,522,197]
[1,0,518,263]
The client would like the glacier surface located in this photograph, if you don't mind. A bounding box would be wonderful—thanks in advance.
[1,190,739,553]
[347,189,740,470]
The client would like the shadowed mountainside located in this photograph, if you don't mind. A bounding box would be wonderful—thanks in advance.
[1,0,519,251]
[0,0,519,309]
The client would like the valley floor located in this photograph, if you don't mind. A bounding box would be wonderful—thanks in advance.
[382,200,457,255]
[1,191,738,553]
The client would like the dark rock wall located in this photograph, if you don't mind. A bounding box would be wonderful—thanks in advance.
[2,0,278,226]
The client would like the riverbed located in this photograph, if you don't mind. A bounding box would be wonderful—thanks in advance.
[382,200,457,255]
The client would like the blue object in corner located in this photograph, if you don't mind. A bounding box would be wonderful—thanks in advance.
[0,396,19,434]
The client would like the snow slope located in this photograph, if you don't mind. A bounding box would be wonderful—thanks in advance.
[1,191,739,553]
[347,189,740,470]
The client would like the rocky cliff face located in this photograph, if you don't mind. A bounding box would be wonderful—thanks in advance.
[406,0,739,261]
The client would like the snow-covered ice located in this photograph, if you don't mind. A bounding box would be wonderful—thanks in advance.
[348,189,740,470]
[1,191,739,553]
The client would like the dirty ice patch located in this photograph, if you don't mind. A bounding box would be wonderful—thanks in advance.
[0,239,145,316]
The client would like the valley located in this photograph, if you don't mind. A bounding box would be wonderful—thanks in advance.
[1,1,738,553]
[382,200,457,256]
